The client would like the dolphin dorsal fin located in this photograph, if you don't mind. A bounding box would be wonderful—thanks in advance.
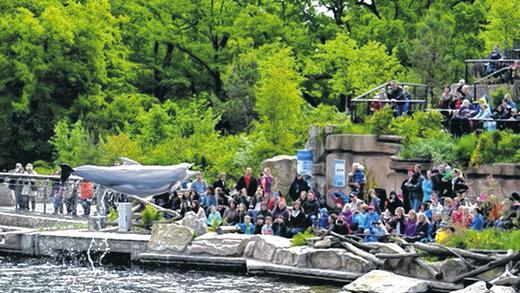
[119,157,142,166]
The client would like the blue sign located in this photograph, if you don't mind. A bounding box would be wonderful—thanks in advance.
[332,159,346,187]
[297,149,313,186]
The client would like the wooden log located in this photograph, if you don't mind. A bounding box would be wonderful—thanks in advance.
[338,241,386,267]
[329,231,376,251]
[375,252,420,259]
[216,226,240,234]
[410,242,496,262]
[128,195,182,220]
[452,253,520,283]
[469,249,509,254]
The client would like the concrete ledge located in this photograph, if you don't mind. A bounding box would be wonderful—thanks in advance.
[325,134,401,154]
[466,163,520,177]
[246,259,361,283]
[0,211,86,228]
[139,252,246,269]
[389,156,432,171]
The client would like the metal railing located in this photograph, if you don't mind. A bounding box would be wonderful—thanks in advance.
[464,59,518,84]
[347,82,429,122]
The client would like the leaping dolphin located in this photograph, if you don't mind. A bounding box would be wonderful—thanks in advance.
[60,158,199,197]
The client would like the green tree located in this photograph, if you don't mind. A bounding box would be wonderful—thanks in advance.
[480,0,520,51]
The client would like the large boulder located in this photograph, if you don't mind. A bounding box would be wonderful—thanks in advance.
[246,235,292,262]
[308,249,375,272]
[368,242,408,269]
[273,246,310,267]
[186,233,254,256]
[147,223,193,252]
[180,211,207,236]
[260,155,297,196]
[0,184,14,207]
[451,281,516,293]
[343,270,429,293]
[441,258,471,282]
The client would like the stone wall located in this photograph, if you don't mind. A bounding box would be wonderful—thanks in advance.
[260,155,297,196]
[305,130,519,203]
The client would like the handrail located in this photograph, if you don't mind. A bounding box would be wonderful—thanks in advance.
[474,66,512,84]
[464,59,518,63]
[350,99,426,103]
[353,81,428,100]
[0,172,82,181]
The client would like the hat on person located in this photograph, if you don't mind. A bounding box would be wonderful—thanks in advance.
[320,207,328,214]
[440,221,449,228]
[256,214,265,220]
[479,97,487,104]
[367,205,375,210]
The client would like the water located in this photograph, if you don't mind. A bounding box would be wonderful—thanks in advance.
[0,255,341,293]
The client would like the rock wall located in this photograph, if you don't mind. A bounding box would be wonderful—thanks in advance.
[0,184,15,206]
[306,131,520,202]
[260,155,297,196]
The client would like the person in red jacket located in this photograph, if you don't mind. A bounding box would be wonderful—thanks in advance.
[79,180,93,218]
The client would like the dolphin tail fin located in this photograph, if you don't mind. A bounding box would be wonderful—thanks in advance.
[60,164,74,183]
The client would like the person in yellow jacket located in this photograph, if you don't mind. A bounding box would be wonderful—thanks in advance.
[435,221,453,245]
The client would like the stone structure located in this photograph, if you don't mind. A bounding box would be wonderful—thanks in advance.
[180,211,207,236]
[303,128,520,204]
[148,223,193,252]
[260,155,297,196]
[0,184,15,206]
[343,270,430,293]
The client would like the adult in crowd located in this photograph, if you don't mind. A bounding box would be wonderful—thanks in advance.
[259,167,275,196]
[347,163,366,197]
[286,201,308,236]
[235,167,258,198]
[9,163,25,211]
[213,173,230,195]
[385,190,403,215]
[223,200,239,225]
[79,179,93,218]
[302,191,320,227]
[191,173,208,198]
[387,80,405,116]
[404,164,424,212]
[289,173,310,202]
[22,163,38,211]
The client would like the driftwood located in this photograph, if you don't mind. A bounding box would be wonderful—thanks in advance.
[329,231,377,251]
[409,242,496,262]
[392,237,442,280]
[375,252,420,259]
[128,195,182,220]
[452,252,520,283]
[216,226,240,234]
[338,241,386,267]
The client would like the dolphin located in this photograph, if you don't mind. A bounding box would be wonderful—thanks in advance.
[60,158,199,197]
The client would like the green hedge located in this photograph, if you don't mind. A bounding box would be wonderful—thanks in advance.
[445,228,520,251]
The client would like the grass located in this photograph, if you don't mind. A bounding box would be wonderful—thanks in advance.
[444,228,520,251]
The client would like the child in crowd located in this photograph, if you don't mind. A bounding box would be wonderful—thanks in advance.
[236,215,255,235]
[261,215,274,235]
[319,207,329,230]
[254,215,265,234]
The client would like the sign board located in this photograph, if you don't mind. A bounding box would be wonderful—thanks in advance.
[296,149,313,186]
[332,159,346,187]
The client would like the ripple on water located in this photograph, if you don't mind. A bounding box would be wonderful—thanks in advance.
[0,255,341,293]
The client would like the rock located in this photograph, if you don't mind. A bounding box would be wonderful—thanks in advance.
[308,249,375,272]
[369,242,408,269]
[0,184,15,207]
[440,259,471,283]
[443,281,516,293]
[313,237,333,248]
[186,233,254,256]
[273,246,310,267]
[180,211,207,236]
[147,223,193,252]
[248,235,292,262]
[343,270,429,293]
[260,155,297,196]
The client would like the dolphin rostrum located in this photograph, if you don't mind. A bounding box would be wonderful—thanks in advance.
[60,158,199,197]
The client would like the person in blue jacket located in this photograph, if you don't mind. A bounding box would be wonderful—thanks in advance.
[236,215,255,234]
[319,208,329,230]
[470,208,485,231]
[364,205,381,229]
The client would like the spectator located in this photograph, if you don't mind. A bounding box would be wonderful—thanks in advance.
[347,163,366,197]
[79,180,93,218]
[368,189,381,214]
[387,80,405,116]
[428,212,442,242]
[261,215,274,235]
[237,203,248,224]
[250,187,264,211]
[272,201,289,223]
[204,187,217,209]
[470,208,485,231]
[272,215,287,237]
[256,202,272,220]
[451,169,468,196]
[451,99,473,136]
[473,102,495,132]
[404,210,418,237]
[302,191,320,227]
[289,174,310,202]
[408,212,429,242]
[329,213,349,235]
[452,206,472,227]
[223,200,239,225]
[385,190,403,215]
[235,167,258,198]
[215,188,229,215]
[401,168,414,212]
[23,163,38,211]
[364,220,387,243]
[364,205,380,228]
[486,44,503,75]
[435,221,452,244]
[352,204,368,232]
[192,200,206,219]
[213,173,230,195]
[287,201,308,236]
[259,167,275,196]
[318,207,329,230]
[297,190,308,204]
[404,165,424,212]
[191,173,208,197]
[236,215,255,235]
[254,215,265,234]
[401,85,412,115]
[422,170,433,203]
[339,204,354,230]
[233,188,250,208]
[503,93,517,110]
[8,163,25,212]
[207,206,222,226]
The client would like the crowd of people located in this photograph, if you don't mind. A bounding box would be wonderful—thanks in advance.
[151,163,518,245]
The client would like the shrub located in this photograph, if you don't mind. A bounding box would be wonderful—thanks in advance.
[454,133,478,166]
[400,131,456,163]
[470,130,520,166]
[291,228,316,247]
[489,87,512,108]
[445,228,520,251]
[140,205,162,227]
[366,105,394,135]
[107,207,118,222]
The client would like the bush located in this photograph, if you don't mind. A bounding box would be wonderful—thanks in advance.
[490,87,512,108]
[291,228,316,247]
[366,105,394,135]
[140,205,162,227]
[399,131,456,163]
[445,228,520,251]
[454,133,478,166]
[470,130,520,166]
